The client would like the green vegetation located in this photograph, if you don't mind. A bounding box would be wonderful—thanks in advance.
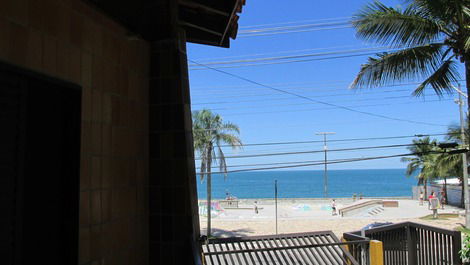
[401,137,439,197]
[420,213,459,220]
[351,0,470,207]
[459,226,470,263]
[401,132,464,206]
[351,0,470,108]
[192,109,242,237]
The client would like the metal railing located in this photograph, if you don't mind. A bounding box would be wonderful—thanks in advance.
[344,222,462,265]
[201,231,369,265]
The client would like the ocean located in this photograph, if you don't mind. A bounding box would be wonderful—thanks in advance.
[196,169,417,199]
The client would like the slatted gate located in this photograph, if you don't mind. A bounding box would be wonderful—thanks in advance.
[201,231,369,265]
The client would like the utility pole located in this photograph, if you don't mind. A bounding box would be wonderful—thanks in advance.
[275,180,278,234]
[455,90,470,227]
[316,132,335,198]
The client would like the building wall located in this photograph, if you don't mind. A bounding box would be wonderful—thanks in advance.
[0,1,150,264]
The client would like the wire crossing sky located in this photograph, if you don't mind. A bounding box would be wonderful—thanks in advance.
[187,0,465,170]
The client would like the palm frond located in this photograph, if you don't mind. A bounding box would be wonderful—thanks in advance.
[216,146,228,179]
[218,133,243,149]
[353,1,443,47]
[412,59,461,97]
[222,122,241,134]
[199,160,207,181]
[464,35,470,53]
[350,44,445,89]
[192,108,242,181]
[411,0,459,25]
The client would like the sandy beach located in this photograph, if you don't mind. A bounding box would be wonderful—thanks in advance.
[199,198,464,238]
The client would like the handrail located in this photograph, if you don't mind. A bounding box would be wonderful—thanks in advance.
[344,221,462,265]
[347,221,461,236]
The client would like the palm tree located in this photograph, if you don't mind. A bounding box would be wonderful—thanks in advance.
[445,125,470,206]
[436,150,463,205]
[192,109,242,237]
[350,0,469,104]
[401,137,438,197]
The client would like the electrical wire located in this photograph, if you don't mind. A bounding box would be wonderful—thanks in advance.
[192,99,454,117]
[189,52,391,70]
[239,16,352,29]
[190,88,447,104]
[190,79,465,92]
[191,91,417,105]
[192,44,367,62]
[239,25,353,38]
[239,21,351,34]
[194,143,423,160]
[194,151,442,175]
[189,46,393,67]
[188,59,447,127]
[214,133,451,148]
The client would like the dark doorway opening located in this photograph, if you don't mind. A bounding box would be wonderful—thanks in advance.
[0,62,81,265]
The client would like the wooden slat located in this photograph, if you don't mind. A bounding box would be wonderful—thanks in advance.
[203,231,369,265]
[305,235,331,264]
[298,236,325,265]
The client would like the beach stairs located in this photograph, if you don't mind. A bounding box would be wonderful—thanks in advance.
[364,206,385,217]
[338,199,384,217]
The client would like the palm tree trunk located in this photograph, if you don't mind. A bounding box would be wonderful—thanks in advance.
[444,176,448,203]
[206,146,213,237]
[424,179,427,199]
[462,178,465,208]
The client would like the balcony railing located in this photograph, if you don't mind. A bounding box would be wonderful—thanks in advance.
[199,231,369,265]
[343,222,462,265]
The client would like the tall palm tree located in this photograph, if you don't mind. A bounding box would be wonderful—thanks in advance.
[192,109,242,237]
[445,124,470,206]
[436,150,463,205]
[401,137,438,197]
[350,0,469,104]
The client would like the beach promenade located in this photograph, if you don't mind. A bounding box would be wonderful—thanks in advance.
[200,198,464,238]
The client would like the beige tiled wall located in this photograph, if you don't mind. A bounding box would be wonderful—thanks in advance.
[0,0,150,264]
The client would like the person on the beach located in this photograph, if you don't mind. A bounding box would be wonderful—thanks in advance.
[331,199,337,216]
[428,191,435,210]
[419,191,424,206]
[440,189,446,209]
[429,192,440,219]
[254,201,259,214]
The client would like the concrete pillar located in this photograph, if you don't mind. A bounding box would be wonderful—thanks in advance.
[148,1,200,265]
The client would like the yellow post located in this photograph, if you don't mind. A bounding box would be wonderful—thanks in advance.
[369,240,384,265]
[341,238,351,265]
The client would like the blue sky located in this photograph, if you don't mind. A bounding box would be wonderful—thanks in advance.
[187,0,465,171]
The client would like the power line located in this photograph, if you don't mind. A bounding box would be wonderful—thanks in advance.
[189,52,390,70]
[194,143,422,160]
[191,88,447,104]
[192,44,366,62]
[239,16,352,29]
[192,100,453,117]
[239,25,353,38]
[189,46,392,67]
[239,21,351,34]
[194,152,421,175]
[188,59,447,127]
[191,90,415,105]
[190,79,465,92]
[214,133,449,148]
[196,159,328,170]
